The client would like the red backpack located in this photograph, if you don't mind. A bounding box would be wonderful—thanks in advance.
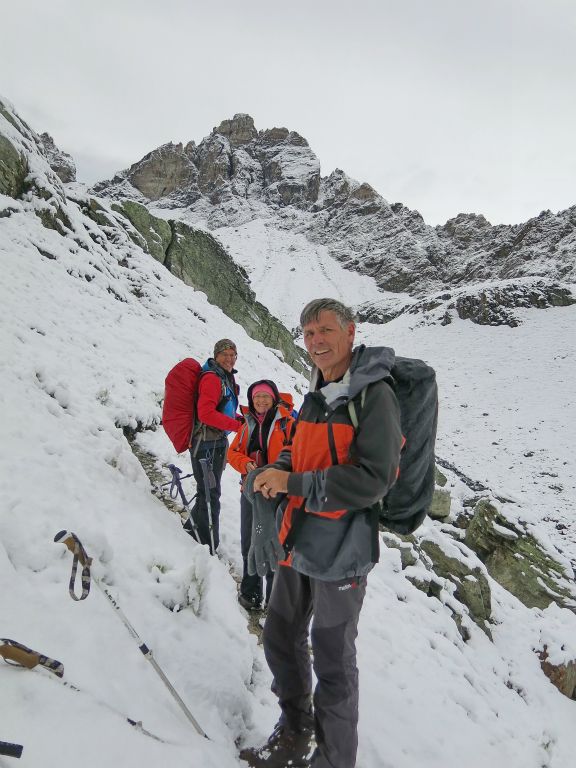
[162,358,203,453]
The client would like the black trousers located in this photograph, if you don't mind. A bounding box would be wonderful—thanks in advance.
[189,438,227,553]
[240,493,274,604]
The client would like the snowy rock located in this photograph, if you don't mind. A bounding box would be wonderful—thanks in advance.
[38,132,76,183]
[0,131,27,196]
[419,539,492,634]
[435,467,448,487]
[428,488,451,519]
[538,645,576,699]
[112,199,172,262]
[464,499,575,610]
[453,281,575,326]
[93,142,199,206]
[214,113,258,147]
[363,278,575,328]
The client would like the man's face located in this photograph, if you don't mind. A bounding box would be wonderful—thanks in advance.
[215,348,237,372]
[303,310,355,382]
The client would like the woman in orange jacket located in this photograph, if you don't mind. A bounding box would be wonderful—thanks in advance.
[228,380,296,611]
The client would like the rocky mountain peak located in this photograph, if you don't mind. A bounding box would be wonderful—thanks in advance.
[94,113,321,213]
[39,131,76,183]
[438,212,492,244]
[89,113,575,309]
[213,113,257,146]
[259,126,309,147]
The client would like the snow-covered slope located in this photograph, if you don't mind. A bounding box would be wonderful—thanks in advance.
[197,217,388,330]
[2,96,576,768]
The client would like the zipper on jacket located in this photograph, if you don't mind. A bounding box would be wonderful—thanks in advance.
[327,422,339,466]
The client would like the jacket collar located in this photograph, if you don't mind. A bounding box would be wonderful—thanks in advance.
[310,345,395,409]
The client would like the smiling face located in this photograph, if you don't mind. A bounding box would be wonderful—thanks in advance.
[252,392,274,414]
[215,348,237,372]
[303,310,355,382]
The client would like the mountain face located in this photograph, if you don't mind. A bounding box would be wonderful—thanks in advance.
[93,114,576,318]
[92,114,320,213]
[0,100,307,374]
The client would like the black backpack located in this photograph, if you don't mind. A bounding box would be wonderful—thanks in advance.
[348,356,438,536]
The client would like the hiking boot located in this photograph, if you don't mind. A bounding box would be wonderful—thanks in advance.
[238,593,262,612]
[239,722,315,767]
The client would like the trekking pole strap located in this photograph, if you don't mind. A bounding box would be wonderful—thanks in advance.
[0,638,64,678]
[54,530,92,601]
[166,464,194,506]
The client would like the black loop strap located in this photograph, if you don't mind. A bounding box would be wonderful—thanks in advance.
[67,533,92,601]
[165,464,194,506]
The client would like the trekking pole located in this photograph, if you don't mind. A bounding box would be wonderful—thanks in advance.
[0,741,23,759]
[165,464,200,540]
[54,531,209,739]
[198,458,216,555]
[0,639,165,743]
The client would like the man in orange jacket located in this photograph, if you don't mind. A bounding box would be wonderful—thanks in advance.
[228,380,295,611]
[240,299,403,768]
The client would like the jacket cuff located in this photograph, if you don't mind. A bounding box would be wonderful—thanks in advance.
[287,471,313,498]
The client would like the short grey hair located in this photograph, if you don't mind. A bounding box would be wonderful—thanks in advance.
[300,298,357,329]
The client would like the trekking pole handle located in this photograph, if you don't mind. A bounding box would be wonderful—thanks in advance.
[0,642,39,670]
[54,530,91,567]
[0,741,23,758]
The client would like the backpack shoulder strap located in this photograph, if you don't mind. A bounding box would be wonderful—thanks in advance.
[238,421,248,446]
[278,416,293,445]
[347,387,367,430]
[347,376,396,430]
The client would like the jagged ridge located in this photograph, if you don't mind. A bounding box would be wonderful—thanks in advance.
[92,113,576,303]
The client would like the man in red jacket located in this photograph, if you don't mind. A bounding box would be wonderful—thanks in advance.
[183,338,241,553]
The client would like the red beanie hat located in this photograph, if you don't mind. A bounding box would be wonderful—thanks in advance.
[252,383,275,399]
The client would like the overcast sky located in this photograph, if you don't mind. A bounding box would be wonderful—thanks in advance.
[2,0,576,225]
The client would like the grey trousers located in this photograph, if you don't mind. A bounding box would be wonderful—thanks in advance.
[263,565,367,768]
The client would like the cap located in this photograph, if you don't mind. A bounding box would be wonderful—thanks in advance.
[252,383,275,399]
[213,338,237,357]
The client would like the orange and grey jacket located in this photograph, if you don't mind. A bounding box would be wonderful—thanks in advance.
[228,380,295,475]
[272,345,403,581]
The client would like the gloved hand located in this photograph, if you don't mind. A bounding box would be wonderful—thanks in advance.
[244,470,286,577]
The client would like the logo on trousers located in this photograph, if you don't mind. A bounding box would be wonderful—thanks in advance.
[337,580,358,591]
